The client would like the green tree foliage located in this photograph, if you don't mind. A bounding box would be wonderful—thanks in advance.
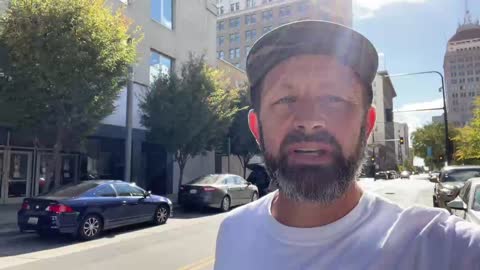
[225,89,259,178]
[411,123,457,169]
[454,97,480,163]
[0,0,139,189]
[140,54,240,193]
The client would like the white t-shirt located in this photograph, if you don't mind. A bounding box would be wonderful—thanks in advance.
[214,190,480,270]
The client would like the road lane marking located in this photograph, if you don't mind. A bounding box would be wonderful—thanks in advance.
[178,256,214,270]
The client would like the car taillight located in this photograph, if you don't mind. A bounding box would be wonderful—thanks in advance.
[46,204,74,214]
[203,187,216,192]
[21,202,30,210]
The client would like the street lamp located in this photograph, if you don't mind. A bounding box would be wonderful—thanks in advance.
[382,71,451,165]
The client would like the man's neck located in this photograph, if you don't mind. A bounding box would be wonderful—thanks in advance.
[271,182,363,228]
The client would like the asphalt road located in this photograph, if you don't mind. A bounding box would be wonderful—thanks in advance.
[0,175,434,270]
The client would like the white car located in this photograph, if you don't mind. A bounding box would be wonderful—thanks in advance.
[447,178,480,225]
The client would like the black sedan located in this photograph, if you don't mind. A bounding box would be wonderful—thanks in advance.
[18,180,172,241]
[179,174,259,212]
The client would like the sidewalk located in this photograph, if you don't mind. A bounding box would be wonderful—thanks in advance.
[0,204,20,234]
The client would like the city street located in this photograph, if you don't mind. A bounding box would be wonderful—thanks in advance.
[0,175,435,270]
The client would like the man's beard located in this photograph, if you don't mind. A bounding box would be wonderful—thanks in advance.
[260,123,367,204]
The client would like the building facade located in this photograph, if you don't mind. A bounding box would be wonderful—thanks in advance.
[366,72,397,173]
[432,114,445,125]
[0,0,218,204]
[216,0,352,69]
[394,122,410,166]
[444,10,480,127]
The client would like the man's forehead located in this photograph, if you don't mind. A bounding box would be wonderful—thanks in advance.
[262,54,364,97]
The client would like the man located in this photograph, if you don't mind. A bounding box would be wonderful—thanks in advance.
[214,20,480,270]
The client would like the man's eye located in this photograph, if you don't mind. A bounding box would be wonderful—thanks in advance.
[325,96,346,103]
[275,96,296,105]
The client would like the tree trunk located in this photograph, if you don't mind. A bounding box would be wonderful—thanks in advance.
[177,163,185,195]
[53,127,64,189]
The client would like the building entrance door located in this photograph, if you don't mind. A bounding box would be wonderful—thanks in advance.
[0,150,33,204]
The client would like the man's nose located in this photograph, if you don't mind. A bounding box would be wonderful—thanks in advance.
[292,102,326,133]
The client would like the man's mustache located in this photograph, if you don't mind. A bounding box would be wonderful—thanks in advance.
[280,130,343,153]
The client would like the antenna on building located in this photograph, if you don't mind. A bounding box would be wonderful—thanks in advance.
[465,0,472,24]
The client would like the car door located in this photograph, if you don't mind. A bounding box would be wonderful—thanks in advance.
[130,185,157,222]
[84,184,124,229]
[235,177,252,204]
[225,176,241,206]
[112,183,142,225]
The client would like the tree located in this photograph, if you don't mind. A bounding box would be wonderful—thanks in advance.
[453,97,480,164]
[224,89,259,178]
[0,0,139,191]
[140,54,240,193]
[411,123,457,169]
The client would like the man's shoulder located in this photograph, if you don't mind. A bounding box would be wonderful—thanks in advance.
[221,191,274,229]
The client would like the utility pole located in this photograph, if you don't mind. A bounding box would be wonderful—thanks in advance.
[124,38,133,182]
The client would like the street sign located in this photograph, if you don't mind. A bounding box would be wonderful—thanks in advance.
[427,147,432,157]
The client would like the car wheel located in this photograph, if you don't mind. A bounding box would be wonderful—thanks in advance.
[220,196,231,212]
[78,214,103,241]
[251,192,259,202]
[153,205,170,225]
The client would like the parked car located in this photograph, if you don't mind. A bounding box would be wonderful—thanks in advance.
[18,180,172,241]
[447,178,480,225]
[400,171,411,179]
[432,166,480,210]
[179,174,258,212]
[428,171,440,182]
[374,171,389,180]
[387,170,398,179]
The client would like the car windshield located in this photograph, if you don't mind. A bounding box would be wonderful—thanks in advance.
[45,182,99,197]
[441,170,480,183]
[189,175,223,185]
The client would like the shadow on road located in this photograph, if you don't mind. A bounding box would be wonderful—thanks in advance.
[0,208,219,257]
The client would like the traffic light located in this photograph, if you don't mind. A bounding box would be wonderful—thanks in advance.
[399,137,405,145]
[371,157,375,162]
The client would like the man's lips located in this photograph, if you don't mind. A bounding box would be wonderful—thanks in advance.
[286,142,335,156]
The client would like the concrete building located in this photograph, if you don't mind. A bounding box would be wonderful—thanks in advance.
[366,71,397,173]
[444,7,480,127]
[394,122,410,166]
[216,0,352,69]
[0,0,218,204]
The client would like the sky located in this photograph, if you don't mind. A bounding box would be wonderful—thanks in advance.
[352,0,480,136]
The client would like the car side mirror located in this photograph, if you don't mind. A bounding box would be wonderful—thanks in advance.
[143,190,152,198]
[447,197,467,211]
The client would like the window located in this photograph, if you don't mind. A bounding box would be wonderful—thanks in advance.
[46,182,98,197]
[279,6,291,17]
[460,181,471,203]
[89,184,117,197]
[262,10,273,22]
[152,0,173,30]
[230,2,240,12]
[245,29,257,42]
[218,6,224,15]
[217,36,225,46]
[245,46,251,55]
[263,25,273,33]
[473,186,480,211]
[217,21,225,31]
[468,70,474,75]
[150,50,173,84]
[245,14,256,25]
[262,0,273,3]
[229,17,240,28]
[217,51,224,59]
[229,49,235,59]
[385,108,393,122]
[229,33,240,43]
[113,183,144,197]
[451,79,457,84]
[235,48,240,58]
[468,78,474,83]
[246,0,255,8]
[235,63,241,68]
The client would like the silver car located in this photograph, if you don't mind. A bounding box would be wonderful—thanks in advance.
[179,174,259,212]
[448,178,480,225]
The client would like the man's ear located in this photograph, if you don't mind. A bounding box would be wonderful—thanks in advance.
[366,106,376,137]
[248,109,261,142]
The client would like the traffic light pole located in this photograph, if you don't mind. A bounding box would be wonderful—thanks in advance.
[383,71,450,165]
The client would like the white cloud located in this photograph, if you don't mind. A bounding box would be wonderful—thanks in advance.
[354,0,428,19]
[394,98,444,137]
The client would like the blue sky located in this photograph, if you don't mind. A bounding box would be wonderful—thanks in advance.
[352,0,480,133]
